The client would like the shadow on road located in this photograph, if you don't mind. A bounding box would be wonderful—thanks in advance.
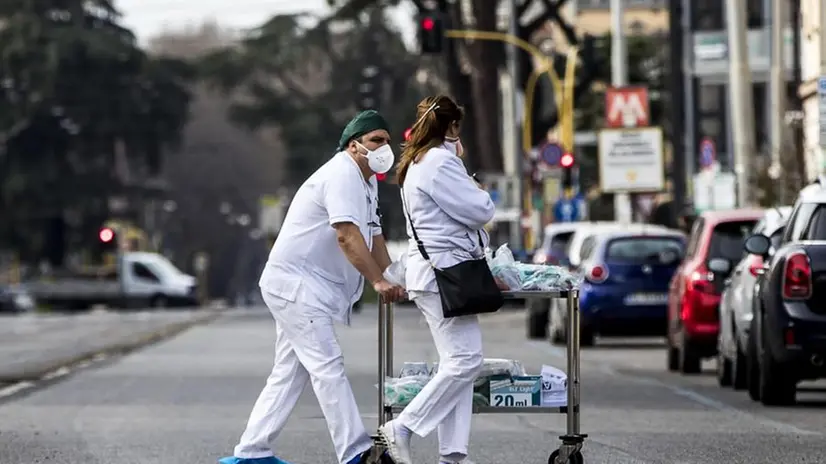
[590,339,667,350]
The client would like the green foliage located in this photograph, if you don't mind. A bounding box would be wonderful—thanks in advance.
[199,11,436,185]
[0,0,193,259]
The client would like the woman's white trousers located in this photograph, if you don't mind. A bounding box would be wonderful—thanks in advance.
[397,291,484,457]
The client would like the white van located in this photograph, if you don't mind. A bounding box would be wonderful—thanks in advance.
[28,252,199,310]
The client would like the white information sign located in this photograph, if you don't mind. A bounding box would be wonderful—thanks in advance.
[598,127,665,192]
[818,76,826,148]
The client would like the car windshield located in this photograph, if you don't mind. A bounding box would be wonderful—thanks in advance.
[549,232,574,256]
[708,220,757,262]
[142,255,186,279]
[605,237,684,264]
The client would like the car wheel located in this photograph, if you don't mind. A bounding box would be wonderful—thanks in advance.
[679,331,702,374]
[667,342,680,372]
[716,351,733,387]
[527,299,550,339]
[731,341,748,390]
[759,327,796,406]
[150,294,168,309]
[746,320,761,401]
[580,328,595,347]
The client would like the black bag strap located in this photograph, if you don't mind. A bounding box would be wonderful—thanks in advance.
[400,186,484,265]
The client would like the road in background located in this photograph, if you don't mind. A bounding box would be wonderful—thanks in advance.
[1,307,825,463]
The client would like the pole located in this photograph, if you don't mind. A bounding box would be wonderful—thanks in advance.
[610,0,632,223]
[769,0,786,203]
[790,0,807,187]
[668,0,687,225]
[726,0,756,206]
[507,0,523,252]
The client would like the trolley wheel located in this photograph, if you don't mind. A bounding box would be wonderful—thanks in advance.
[548,450,583,464]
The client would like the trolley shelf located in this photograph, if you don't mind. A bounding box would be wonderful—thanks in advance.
[501,290,571,298]
[389,405,572,414]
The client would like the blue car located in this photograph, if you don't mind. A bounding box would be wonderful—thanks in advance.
[549,228,686,346]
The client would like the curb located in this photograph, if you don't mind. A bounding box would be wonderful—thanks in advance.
[0,309,226,383]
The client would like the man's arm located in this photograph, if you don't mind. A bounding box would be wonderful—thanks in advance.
[334,222,384,284]
[371,233,392,272]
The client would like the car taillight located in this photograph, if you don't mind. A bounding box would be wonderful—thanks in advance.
[782,252,812,300]
[587,264,608,284]
[688,270,715,294]
[748,256,764,277]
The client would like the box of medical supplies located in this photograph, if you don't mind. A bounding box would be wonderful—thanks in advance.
[487,374,543,407]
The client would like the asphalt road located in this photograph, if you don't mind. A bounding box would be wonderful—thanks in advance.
[1,306,825,464]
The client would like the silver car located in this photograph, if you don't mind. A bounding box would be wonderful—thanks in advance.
[717,206,791,389]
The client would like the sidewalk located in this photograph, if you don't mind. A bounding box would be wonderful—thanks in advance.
[0,308,223,382]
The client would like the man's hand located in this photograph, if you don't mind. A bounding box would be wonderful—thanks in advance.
[373,278,405,303]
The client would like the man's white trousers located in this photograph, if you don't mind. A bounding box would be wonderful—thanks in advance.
[397,291,484,458]
[233,291,373,464]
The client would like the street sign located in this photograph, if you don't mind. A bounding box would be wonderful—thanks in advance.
[553,198,579,223]
[605,87,650,128]
[819,76,826,147]
[597,127,665,192]
[699,137,716,169]
[540,142,563,166]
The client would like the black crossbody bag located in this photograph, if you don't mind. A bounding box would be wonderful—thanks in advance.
[401,188,504,318]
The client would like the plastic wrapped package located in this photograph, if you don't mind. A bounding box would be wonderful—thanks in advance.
[383,253,408,287]
[487,244,583,291]
[379,375,430,407]
[399,361,429,377]
[430,358,525,379]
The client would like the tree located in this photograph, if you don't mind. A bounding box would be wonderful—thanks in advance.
[325,0,607,174]
[199,10,439,238]
[149,22,284,298]
[0,0,193,264]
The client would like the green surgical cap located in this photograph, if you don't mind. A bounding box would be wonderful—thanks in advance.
[337,110,390,150]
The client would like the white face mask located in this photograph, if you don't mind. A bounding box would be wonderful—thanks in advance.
[356,142,395,174]
[444,137,463,157]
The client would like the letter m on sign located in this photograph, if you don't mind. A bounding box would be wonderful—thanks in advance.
[605,87,649,128]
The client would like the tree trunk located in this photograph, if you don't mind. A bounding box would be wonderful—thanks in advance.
[467,0,504,173]
[445,1,480,172]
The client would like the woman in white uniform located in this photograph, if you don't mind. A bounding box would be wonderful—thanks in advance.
[378,95,495,464]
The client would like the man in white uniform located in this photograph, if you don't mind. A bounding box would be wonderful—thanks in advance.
[219,110,405,464]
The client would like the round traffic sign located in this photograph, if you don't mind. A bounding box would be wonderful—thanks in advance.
[540,143,563,166]
[699,138,716,169]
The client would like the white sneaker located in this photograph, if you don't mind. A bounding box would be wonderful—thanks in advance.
[378,421,413,464]
[439,458,475,464]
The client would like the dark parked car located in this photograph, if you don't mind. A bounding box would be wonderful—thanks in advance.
[744,178,826,405]
[0,284,36,313]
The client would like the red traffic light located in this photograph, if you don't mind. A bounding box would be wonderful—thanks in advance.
[99,227,115,243]
[422,17,435,31]
[403,127,413,141]
[560,153,574,168]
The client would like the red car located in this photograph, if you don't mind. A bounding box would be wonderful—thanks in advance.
[667,208,764,374]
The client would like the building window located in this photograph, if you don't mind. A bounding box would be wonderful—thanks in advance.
[752,83,767,153]
[694,79,728,170]
[691,0,725,30]
[747,0,764,27]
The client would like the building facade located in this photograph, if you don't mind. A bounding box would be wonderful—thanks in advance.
[681,0,795,179]
[798,0,824,180]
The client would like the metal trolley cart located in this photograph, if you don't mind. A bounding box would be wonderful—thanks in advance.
[371,290,587,464]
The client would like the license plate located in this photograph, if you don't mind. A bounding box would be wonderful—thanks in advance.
[624,293,668,305]
[490,392,533,407]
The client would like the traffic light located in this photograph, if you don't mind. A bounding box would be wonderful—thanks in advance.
[560,152,574,188]
[99,227,115,244]
[359,65,380,110]
[418,13,444,54]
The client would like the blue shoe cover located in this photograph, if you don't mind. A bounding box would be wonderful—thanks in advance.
[345,450,372,464]
[218,457,291,464]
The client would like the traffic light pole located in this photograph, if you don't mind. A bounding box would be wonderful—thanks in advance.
[506,0,523,253]
[610,0,633,224]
